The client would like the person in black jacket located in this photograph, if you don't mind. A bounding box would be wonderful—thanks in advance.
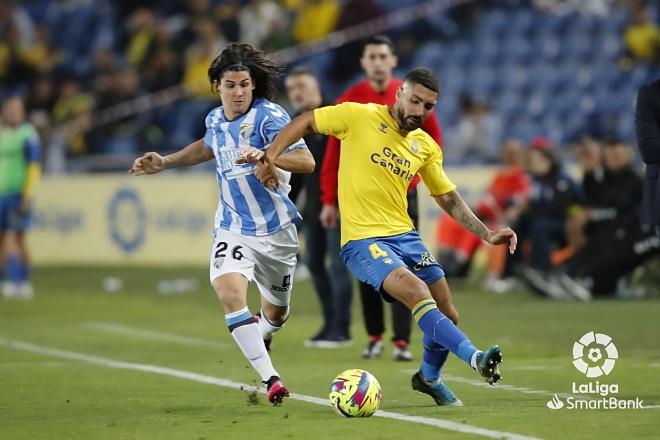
[635,79,660,238]
[528,141,660,299]
[285,67,353,347]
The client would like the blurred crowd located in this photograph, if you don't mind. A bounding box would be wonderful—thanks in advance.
[1,0,659,171]
[435,136,660,299]
[0,0,385,169]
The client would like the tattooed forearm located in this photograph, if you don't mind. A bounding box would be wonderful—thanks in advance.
[434,190,491,241]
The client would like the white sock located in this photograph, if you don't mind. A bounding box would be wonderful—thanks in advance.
[231,322,279,382]
[257,308,288,340]
[470,350,481,370]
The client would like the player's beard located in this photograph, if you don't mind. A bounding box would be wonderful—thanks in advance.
[397,107,423,131]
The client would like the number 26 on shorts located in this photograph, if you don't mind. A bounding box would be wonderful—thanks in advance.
[215,241,244,260]
[369,243,388,259]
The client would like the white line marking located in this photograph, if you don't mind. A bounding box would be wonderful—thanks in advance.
[0,338,540,440]
[400,369,588,400]
[81,322,228,350]
[401,371,660,409]
[507,366,550,371]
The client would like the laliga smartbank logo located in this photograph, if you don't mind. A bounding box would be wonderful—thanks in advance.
[572,331,617,377]
[546,331,644,410]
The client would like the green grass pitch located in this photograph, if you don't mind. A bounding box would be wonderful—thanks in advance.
[1,266,659,439]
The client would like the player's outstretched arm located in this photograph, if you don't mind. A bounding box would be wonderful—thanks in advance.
[237,146,314,173]
[434,190,517,254]
[129,139,213,175]
[254,112,318,187]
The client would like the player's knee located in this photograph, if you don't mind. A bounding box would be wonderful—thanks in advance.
[213,284,245,312]
[398,272,431,307]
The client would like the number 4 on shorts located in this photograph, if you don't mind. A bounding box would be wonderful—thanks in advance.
[369,243,388,259]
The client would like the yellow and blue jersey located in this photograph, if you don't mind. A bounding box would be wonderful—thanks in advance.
[313,102,456,246]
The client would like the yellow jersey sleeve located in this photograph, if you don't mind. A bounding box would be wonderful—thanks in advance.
[313,102,359,140]
[418,137,457,196]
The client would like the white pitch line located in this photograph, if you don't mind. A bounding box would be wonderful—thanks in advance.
[401,370,660,408]
[400,369,585,400]
[0,338,541,440]
[506,366,550,371]
[81,322,228,350]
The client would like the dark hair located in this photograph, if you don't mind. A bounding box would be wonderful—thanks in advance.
[404,67,440,94]
[286,65,317,79]
[208,43,282,100]
[362,34,396,55]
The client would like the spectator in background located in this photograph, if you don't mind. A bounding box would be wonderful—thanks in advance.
[551,141,659,298]
[285,67,353,347]
[565,136,604,252]
[636,78,660,237]
[436,139,530,290]
[171,17,225,149]
[445,94,501,164]
[125,7,159,68]
[215,1,241,43]
[517,138,582,298]
[330,0,382,82]
[91,67,148,156]
[0,23,39,89]
[19,24,59,77]
[238,0,287,49]
[183,18,225,99]
[52,78,93,131]
[0,1,35,47]
[51,77,93,159]
[293,0,340,43]
[624,0,660,63]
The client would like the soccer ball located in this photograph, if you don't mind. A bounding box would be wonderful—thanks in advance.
[329,369,382,417]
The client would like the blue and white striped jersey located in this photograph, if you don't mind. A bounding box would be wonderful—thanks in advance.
[204,98,306,236]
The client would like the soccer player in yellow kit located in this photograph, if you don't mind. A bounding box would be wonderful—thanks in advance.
[240,67,517,406]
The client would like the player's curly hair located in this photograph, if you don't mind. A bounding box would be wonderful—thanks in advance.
[208,43,283,101]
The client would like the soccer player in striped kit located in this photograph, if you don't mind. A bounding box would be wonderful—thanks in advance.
[130,43,315,405]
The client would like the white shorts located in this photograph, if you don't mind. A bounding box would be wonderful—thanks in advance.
[209,224,298,307]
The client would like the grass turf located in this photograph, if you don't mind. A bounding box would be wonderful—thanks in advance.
[1,266,659,439]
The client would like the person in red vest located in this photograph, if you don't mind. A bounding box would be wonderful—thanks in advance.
[319,35,442,361]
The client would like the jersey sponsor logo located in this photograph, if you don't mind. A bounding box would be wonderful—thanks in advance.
[413,252,437,271]
[410,139,420,154]
[271,274,291,292]
[219,146,252,180]
[370,146,414,181]
[239,122,254,141]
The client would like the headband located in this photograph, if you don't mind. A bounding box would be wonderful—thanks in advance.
[220,63,250,75]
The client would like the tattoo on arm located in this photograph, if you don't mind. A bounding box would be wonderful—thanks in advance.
[435,191,491,241]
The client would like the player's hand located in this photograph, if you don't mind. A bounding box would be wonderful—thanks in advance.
[129,152,165,175]
[255,159,279,189]
[320,204,339,229]
[236,147,265,164]
[487,227,518,255]
[254,152,280,188]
